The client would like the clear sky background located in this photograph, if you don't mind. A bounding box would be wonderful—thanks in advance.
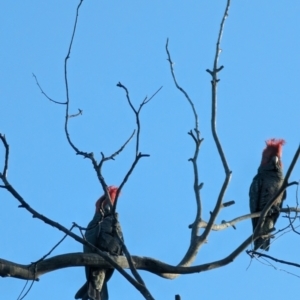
[1,1,300,299]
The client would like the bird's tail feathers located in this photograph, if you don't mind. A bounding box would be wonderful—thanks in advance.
[74,282,88,299]
[254,237,270,251]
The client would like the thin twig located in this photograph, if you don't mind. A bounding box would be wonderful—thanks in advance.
[63,0,89,157]
[246,250,300,268]
[98,130,136,167]
[18,280,35,300]
[32,73,67,105]
[296,179,299,206]
[68,108,83,118]
[286,206,300,235]
[189,207,300,231]
[142,86,163,105]
[165,39,199,131]
[114,82,155,210]
[36,225,75,263]
[165,40,203,240]
[16,280,29,300]
[118,236,154,299]
[0,134,9,178]
[115,153,149,211]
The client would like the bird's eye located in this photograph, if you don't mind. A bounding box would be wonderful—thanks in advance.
[103,203,111,214]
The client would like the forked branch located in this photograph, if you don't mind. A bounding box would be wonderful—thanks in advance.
[201,0,231,243]
[114,81,161,210]
[165,40,203,244]
[165,0,232,273]
[246,250,300,268]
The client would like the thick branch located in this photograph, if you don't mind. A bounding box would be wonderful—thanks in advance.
[0,233,252,280]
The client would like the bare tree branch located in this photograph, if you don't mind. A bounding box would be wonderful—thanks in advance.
[17,280,35,300]
[114,81,157,210]
[63,0,91,159]
[143,86,163,105]
[165,39,203,254]
[36,225,76,263]
[98,130,136,166]
[164,0,233,276]
[194,207,300,231]
[1,138,298,291]
[68,108,83,118]
[0,134,9,178]
[202,0,232,244]
[285,206,300,235]
[121,240,146,287]
[32,73,67,105]
[246,250,300,268]
[165,40,199,131]
[0,232,253,280]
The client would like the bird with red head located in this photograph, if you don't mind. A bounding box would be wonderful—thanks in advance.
[75,186,123,300]
[249,139,286,251]
[95,186,119,215]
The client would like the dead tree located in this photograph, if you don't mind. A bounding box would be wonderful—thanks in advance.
[0,1,299,299]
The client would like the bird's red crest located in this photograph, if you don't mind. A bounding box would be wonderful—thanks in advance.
[261,138,285,165]
[107,186,119,203]
[95,186,119,211]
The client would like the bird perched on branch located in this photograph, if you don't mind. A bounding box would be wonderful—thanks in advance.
[249,139,286,251]
[75,186,123,300]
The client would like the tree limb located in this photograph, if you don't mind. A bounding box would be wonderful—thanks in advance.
[202,0,232,244]
[193,207,300,231]
[246,250,300,268]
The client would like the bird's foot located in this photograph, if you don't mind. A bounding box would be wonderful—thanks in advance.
[268,206,280,216]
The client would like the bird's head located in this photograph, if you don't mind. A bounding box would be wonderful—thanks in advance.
[260,139,285,171]
[95,186,119,214]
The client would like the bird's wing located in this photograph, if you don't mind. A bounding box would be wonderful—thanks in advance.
[249,173,263,231]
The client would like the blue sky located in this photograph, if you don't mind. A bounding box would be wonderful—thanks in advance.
[1,1,300,299]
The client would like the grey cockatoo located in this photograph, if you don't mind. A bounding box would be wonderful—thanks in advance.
[249,139,286,251]
[75,186,123,300]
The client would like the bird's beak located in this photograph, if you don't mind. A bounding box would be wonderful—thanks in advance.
[271,155,280,168]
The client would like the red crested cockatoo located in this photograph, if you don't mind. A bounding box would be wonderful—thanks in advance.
[249,139,286,251]
[75,186,123,300]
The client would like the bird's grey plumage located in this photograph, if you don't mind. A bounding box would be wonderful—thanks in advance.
[75,212,123,300]
[249,154,286,251]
